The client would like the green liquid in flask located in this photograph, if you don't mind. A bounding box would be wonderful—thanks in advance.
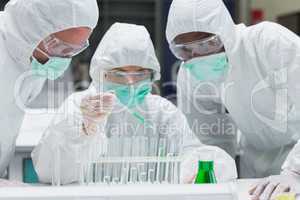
[194,160,217,184]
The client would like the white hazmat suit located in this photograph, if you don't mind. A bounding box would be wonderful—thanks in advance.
[32,23,237,185]
[0,0,99,176]
[166,0,300,178]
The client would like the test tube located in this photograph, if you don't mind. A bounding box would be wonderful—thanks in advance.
[140,172,147,183]
[121,161,129,184]
[122,137,132,156]
[112,177,120,184]
[81,162,88,185]
[138,137,148,182]
[86,144,96,185]
[94,162,99,184]
[148,136,158,156]
[104,176,111,185]
[174,160,180,184]
[121,137,132,184]
[129,136,140,183]
[169,159,174,184]
[94,161,104,184]
[130,167,138,184]
[88,158,92,184]
[79,162,84,185]
[156,138,167,183]
[148,168,155,183]
[76,144,84,185]
[103,137,114,184]
[94,134,108,184]
[169,135,179,156]
[167,135,179,184]
[148,137,158,183]
[85,163,91,185]
[111,136,121,184]
[138,163,147,183]
[132,136,140,157]
[164,153,174,183]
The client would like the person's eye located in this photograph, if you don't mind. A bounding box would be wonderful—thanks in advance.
[115,73,124,78]
[137,74,146,78]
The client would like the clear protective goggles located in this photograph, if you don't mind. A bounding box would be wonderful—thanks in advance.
[42,35,89,58]
[104,69,155,85]
[170,35,224,61]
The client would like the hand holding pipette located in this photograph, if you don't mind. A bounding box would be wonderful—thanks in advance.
[80,92,116,135]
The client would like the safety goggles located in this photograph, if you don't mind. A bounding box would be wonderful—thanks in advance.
[42,35,89,58]
[104,69,155,85]
[170,35,224,61]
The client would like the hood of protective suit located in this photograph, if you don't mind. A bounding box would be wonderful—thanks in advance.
[166,0,238,51]
[90,22,161,83]
[1,0,99,68]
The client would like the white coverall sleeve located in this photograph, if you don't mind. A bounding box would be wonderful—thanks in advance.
[159,98,237,183]
[252,22,300,174]
[32,92,107,185]
[177,67,238,158]
[282,141,300,175]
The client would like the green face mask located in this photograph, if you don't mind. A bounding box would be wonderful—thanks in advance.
[31,56,71,80]
[183,52,229,81]
[103,79,152,108]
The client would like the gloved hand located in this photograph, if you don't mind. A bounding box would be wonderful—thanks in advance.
[249,170,300,200]
[180,146,238,184]
[80,92,115,136]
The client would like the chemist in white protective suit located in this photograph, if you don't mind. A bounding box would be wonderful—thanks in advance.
[32,23,237,185]
[166,0,300,198]
[0,0,99,182]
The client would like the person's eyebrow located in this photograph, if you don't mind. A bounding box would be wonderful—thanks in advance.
[111,67,146,73]
[112,68,127,72]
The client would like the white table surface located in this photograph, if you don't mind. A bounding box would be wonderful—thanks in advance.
[236,179,258,199]
[0,180,260,200]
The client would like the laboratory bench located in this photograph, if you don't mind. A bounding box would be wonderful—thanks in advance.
[6,111,299,200]
[0,180,257,200]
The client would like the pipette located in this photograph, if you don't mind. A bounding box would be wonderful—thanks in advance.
[97,89,153,129]
[127,108,154,129]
